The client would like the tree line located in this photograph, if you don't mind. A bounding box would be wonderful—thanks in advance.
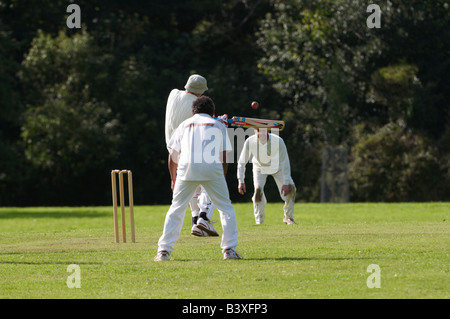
[0,0,448,206]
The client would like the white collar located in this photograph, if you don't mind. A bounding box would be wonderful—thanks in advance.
[193,113,213,118]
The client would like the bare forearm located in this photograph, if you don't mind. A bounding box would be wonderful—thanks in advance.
[222,162,228,175]
[221,151,228,175]
[168,153,177,181]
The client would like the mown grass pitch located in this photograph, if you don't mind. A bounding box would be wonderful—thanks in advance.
[0,203,448,299]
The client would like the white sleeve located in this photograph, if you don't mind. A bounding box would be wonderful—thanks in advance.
[164,89,177,146]
[167,123,182,153]
[279,138,291,184]
[237,138,251,183]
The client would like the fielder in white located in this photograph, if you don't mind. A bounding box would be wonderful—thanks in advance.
[155,96,242,261]
[165,74,218,237]
[237,129,296,225]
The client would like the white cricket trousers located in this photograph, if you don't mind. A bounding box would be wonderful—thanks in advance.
[158,177,238,254]
[252,169,296,224]
[189,186,215,220]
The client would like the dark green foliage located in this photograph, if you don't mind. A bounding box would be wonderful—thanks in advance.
[0,17,30,205]
[1,0,278,205]
[258,0,449,201]
[0,0,448,205]
[349,123,449,201]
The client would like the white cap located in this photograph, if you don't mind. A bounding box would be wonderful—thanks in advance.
[184,74,208,94]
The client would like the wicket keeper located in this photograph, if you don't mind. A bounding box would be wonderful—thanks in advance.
[237,129,296,225]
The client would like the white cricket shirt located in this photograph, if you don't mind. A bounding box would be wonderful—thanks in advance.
[164,89,197,146]
[168,114,232,181]
[237,134,292,184]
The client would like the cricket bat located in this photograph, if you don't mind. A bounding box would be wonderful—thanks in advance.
[219,116,285,131]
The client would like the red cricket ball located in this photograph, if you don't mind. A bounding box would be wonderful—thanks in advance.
[251,101,259,109]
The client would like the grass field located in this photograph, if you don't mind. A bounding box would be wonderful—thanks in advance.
[0,203,448,299]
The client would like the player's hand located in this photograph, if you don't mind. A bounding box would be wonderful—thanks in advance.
[238,183,246,195]
[171,179,176,191]
[216,114,229,126]
[281,184,290,196]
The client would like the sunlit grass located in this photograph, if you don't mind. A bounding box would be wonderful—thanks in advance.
[0,203,448,298]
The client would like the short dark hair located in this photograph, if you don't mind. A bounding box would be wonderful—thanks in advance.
[192,96,215,116]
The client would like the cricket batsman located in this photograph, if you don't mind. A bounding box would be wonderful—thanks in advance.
[164,74,218,237]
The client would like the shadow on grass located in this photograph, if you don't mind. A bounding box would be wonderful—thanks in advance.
[169,256,371,262]
[0,260,105,265]
[0,250,108,265]
[244,256,371,261]
[0,210,110,219]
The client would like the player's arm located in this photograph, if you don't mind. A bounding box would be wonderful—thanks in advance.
[220,151,228,175]
[237,138,251,195]
[238,182,246,195]
[219,123,233,176]
[168,148,178,191]
[167,122,183,191]
[279,139,291,196]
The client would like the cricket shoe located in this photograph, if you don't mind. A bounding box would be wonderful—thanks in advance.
[196,217,219,237]
[191,224,209,237]
[154,250,170,261]
[223,248,243,260]
[283,217,296,225]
